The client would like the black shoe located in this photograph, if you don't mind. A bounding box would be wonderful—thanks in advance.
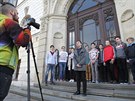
[73,91,80,95]
[45,82,48,86]
[82,93,87,96]
[50,82,55,85]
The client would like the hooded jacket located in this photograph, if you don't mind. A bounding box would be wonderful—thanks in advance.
[0,14,31,70]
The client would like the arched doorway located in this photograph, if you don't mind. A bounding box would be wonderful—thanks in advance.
[67,0,120,47]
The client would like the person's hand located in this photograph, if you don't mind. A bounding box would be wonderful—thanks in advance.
[23,28,32,41]
[92,60,95,64]
[127,60,129,63]
[77,64,81,67]
[103,62,106,66]
[15,28,32,47]
[110,59,114,64]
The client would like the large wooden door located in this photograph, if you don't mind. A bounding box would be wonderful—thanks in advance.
[67,0,120,48]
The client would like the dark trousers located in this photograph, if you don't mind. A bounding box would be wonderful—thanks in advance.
[55,64,59,80]
[98,63,106,82]
[0,72,12,101]
[105,60,115,82]
[116,58,128,83]
[69,60,75,80]
[70,70,75,80]
[75,71,87,94]
[129,59,135,81]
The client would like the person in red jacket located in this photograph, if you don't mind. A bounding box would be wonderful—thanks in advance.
[104,40,115,83]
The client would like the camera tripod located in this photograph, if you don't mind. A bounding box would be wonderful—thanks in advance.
[26,40,44,101]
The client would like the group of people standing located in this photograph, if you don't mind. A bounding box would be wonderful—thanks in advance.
[44,36,135,96]
[88,36,135,85]
[45,45,68,85]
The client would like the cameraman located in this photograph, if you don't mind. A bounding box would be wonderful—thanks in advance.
[0,3,31,100]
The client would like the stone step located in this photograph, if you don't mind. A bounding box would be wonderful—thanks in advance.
[33,81,135,99]
[49,81,135,90]
[10,85,135,101]
[9,86,75,101]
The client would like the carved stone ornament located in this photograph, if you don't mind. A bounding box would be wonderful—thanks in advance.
[115,0,127,7]
[40,16,49,33]
[121,10,134,23]
[51,0,55,8]
[79,13,99,26]
[68,21,75,30]
[103,8,114,22]
[54,32,63,39]
[44,0,48,14]
[62,0,72,14]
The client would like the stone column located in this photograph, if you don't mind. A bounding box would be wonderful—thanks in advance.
[47,15,67,51]
[36,16,49,83]
[36,0,50,83]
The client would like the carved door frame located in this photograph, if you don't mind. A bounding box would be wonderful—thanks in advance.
[67,0,120,48]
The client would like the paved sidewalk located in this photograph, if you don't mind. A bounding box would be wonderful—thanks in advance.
[4,93,37,101]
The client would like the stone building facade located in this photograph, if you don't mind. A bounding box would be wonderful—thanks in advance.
[12,0,135,86]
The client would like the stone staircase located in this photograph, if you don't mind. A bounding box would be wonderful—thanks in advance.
[10,81,135,101]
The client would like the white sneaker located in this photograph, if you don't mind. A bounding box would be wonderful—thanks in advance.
[69,79,74,82]
[96,81,99,84]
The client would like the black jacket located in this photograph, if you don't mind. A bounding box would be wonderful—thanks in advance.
[126,43,135,59]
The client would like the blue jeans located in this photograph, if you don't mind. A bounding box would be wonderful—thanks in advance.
[45,64,55,83]
[59,62,67,80]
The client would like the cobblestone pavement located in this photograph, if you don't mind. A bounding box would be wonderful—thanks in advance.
[4,93,37,101]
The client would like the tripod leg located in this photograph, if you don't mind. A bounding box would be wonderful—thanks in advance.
[30,41,44,101]
[27,43,31,101]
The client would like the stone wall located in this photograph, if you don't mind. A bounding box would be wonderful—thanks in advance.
[114,0,135,42]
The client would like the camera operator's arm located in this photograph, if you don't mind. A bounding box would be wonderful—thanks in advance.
[4,18,32,47]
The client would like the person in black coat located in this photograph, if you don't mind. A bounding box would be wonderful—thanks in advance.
[126,37,135,84]
[114,36,128,84]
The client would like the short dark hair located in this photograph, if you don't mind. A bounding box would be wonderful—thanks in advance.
[91,42,96,45]
[70,47,74,49]
[76,40,82,44]
[115,36,121,39]
[99,44,103,46]
[50,45,54,48]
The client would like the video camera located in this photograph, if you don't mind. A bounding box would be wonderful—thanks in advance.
[26,18,40,29]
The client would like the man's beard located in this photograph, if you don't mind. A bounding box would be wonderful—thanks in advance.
[13,14,19,23]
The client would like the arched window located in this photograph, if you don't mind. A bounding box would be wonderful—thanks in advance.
[69,0,106,15]
[67,0,120,47]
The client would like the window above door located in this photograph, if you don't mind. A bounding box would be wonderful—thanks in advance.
[68,0,107,15]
